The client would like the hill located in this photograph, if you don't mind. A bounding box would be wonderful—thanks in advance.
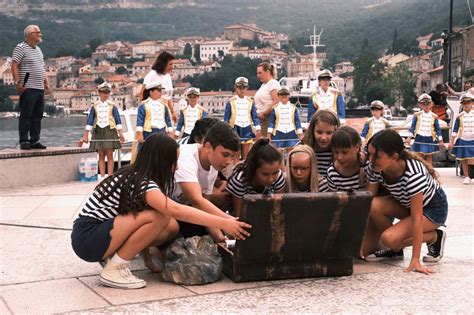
[0,0,470,59]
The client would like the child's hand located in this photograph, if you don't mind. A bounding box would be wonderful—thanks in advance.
[82,135,89,143]
[222,218,251,240]
[438,141,445,149]
[136,133,144,143]
[119,134,125,144]
[405,138,411,146]
[405,259,435,275]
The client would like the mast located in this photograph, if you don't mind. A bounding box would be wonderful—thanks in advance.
[305,26,325,78]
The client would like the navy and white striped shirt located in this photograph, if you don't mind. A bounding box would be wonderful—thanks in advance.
[177,136,190,145]
[78,176,160,221]
[316,150,333,176]
[227,169,286,198]
[327,162,369,192]
[12,42,45,90]
[366,159,439,208]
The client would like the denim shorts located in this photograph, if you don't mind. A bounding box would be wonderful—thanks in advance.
[71,216,115,262]
[423,188,448,226]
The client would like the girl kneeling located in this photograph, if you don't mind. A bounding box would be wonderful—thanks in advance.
[362,129,448,274]
[71,134,250,289]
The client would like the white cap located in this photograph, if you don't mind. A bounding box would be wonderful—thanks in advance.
[418,93,432,103]
[234,77,249,87]
[185,87,200,97]
[460,92,474,103]
[145,81,164,90]
[97,82,112,92]
[318,69,333,79]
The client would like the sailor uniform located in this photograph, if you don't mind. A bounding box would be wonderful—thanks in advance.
[409,111,442,154]
[224,95,260,143]
[85,100,122,151]
[268,102,303,148]
[136,98,173,142]
[307,86,345,123]
[361,117,390,144]
[451,110,474,159]
[175,105,207,138]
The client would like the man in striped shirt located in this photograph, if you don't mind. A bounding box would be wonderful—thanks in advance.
[11,25,50,150]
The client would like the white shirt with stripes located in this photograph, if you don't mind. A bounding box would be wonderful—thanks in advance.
[12,42,45,90]
[227,169,286,198]
[78,176,160,221]
[326,162,369,192]
[316,150,333,177]
[366,159,439,208]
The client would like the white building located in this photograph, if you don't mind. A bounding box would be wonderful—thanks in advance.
[200,41,233,62]
[199,91,233,113]
[132,41,163,58]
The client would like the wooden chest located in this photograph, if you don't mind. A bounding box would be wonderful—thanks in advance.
[218,191,372,282]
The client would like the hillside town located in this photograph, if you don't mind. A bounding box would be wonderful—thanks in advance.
[0,22,473,115]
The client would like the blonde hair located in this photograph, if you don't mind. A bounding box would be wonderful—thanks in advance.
[258,61,277,79]
[287,145,320,193]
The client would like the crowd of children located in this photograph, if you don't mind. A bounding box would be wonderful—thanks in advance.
[75,69,474,289]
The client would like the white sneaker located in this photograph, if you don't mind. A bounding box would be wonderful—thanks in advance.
[99,260,146,289]
[463,177,470,185]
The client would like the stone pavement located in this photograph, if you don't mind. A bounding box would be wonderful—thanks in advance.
[0,168,472,314]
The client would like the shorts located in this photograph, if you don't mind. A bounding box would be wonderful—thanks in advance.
[423,188,448,226]
[71,216,115,262]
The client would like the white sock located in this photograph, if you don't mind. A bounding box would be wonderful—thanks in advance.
[110,253,130,265]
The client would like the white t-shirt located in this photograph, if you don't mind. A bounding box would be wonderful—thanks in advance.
[143,70,174,100]
[254,79,280,114]
[173,144,218,200]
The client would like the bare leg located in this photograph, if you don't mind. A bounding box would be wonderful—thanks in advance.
[105,149,114,175]
[241,143,250,160]
[102,210,171,261]
[380,216,439,251]
[98,150,106,177]
[360,196,409,257]
[141,219,179,273]
[461,159,470,178]
[424,154,433,167]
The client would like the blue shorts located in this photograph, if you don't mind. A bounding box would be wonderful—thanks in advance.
[71,216,115,262]
[423,188,448,226]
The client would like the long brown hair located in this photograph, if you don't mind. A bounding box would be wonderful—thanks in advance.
[369,129,439,182]
[303,110,340,152]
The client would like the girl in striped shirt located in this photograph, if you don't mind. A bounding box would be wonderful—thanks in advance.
[302,110,340,177]
[71,134,251,290]
[327,126,368,192]
[227,138,286,216]
[361,129,448,275]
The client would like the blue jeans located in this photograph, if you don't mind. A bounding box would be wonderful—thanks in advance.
[19,88,44,144]
[423,188,448,226]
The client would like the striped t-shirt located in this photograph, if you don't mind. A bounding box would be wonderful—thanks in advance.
[366,159,439,208]
[316,150,333,176]
[327,162,369,192]
[12,42,45,90]
[177,136,190,145]
[227,169,286,198]
[78,175,160,221]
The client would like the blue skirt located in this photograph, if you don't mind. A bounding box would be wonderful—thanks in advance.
[272,130,299,148]
[233,125,256,143]
[452,139,474,159]
[411,135,439,154]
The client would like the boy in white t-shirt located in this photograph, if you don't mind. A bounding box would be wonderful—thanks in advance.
[174,122,241,241]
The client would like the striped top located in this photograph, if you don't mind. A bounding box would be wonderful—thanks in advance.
[12,42,45,90]
[78,175,160,221]
[177,136,190,144]
[366,159,439,208]
[326,162,369,192]
[227,169,286,198]
[291,177,329,193]
[315,150,333,176]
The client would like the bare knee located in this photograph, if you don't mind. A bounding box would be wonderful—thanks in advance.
[380,229,402,250]
[140,210,170,227]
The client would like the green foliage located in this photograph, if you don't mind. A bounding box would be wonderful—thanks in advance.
[193,44,201,63]
[115,66,128,75]
[186,54,262,91]
[388,64,417,110]
[94,77,104,84]
[183,43,192,59]
[88,38,102,52]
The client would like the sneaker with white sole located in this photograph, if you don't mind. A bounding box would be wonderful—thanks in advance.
[365,248,404,262]
[423,229,446,263]
[99,260,146,289]
[463,177,470,185]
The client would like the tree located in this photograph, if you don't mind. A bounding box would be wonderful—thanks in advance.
[193,44,201,63]
[88,38,103,52]
[94,77,105,84]
[78,47,93,58]
[388,64,416,110]
[183,43,192,59]
[115,66,128,75]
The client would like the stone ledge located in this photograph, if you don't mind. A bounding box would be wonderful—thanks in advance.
[0,147,94,160]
